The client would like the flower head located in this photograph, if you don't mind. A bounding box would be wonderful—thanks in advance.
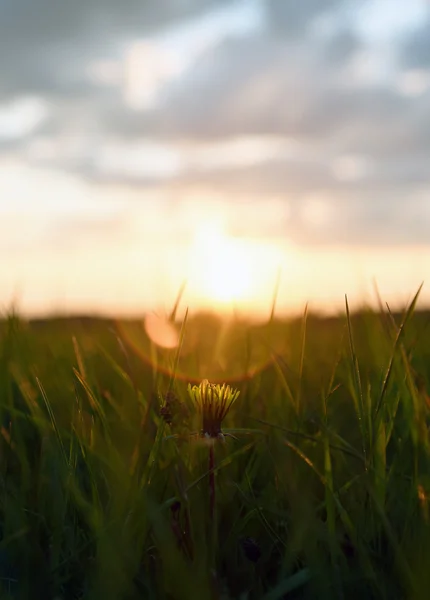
[187,379,240,439]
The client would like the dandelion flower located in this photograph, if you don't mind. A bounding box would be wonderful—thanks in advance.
[187,379,240,440]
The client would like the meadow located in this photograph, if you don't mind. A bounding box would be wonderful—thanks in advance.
[0,289,430,599]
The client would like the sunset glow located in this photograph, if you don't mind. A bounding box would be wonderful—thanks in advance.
[1,0,429,318]
[188,221,253,305]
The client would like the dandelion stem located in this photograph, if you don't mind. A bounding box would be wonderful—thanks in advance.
[209,443,215,521]
[208,442,218,571]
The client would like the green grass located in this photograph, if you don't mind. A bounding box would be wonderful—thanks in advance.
[1,294,430,599]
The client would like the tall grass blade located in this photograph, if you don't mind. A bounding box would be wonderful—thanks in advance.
[36,377,69,471]
[297,303,308,419]
[375,282,423,417]
[168,307,189,394]
[345,294,366,462]
[169,281,187,322]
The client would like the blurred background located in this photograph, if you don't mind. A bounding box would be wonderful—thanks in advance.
[1,0,429,319]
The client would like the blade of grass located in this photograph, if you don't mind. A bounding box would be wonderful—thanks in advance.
[268,267,281,325]
[271,354,297,413]
[366,482,417,597]
[73,368,107,423]
[322,391,342,597]
[375,283,423,418]
[167,307,188,394]
[254,418,365,464]
[169,281,187,322]
[36,377,69,471]
[297,303,308,420]
[73,336,87,380]
[262,568,311,600]
[345,295,366,463]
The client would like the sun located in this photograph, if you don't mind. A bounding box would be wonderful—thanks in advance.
[189,221,253,304]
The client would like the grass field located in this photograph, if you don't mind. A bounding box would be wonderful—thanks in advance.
[1,289,430,599]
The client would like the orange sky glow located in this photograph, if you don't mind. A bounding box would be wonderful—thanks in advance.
[1,1,430,320]
[1,161,428,319]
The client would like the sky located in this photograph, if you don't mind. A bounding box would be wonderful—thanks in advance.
[1,0,430,318]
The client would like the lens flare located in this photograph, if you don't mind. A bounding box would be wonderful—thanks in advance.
[116,312,278,385]
[144,312,179,349]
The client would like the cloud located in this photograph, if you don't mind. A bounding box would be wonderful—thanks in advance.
[0,96,50,141]
[0,0,229,99]
[322,29,362,65]
[1,1,368,144]
[90,33,402,146]
[266,0,344,35]
[1,0,430,250]
[239,186,427,248]
[400,15,430,68]
[92,35,318,141]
